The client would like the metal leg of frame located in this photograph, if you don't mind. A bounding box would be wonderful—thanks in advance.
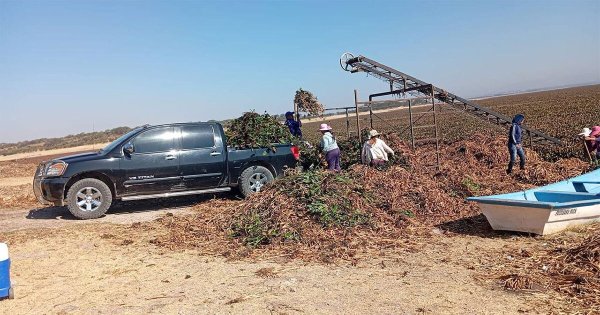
[345,108,350,138]
[408,99,415,149]
[354,89,360,141]
[431,86,440,170]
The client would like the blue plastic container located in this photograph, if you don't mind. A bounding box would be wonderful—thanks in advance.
[0,243,12,299]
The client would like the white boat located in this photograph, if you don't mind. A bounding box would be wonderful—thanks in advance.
[468,169,600,235]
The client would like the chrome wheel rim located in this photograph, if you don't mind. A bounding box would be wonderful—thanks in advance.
[249,173,268,192]
[76,187,103,212]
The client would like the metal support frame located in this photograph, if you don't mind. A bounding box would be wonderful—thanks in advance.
[357,98,429,105]
[341,53,561,147]
[295,104,357,138]
[408,100,415,148]
[369,85,432,98]
[431,85,441,169]
[345,108,350,137]
[357,86,442,169]
[367,104,372,129]
[354,89,361,141]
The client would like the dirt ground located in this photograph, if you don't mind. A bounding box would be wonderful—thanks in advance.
[0,160,587,314]
[1,207,558,315]
[0,154,567,313]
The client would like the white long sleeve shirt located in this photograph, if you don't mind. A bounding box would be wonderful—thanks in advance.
[361,138,394,164]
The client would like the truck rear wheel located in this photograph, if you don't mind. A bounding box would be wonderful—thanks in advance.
[239,166,274,197]
[66,178,112,219]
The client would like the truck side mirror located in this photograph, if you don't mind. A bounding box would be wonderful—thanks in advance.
[123,143,135,155]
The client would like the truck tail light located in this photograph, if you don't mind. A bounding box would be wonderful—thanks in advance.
[290,146,300,160]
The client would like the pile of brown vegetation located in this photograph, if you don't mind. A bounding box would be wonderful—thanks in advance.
[148,132,598,311]
[152,133,591,259]
[481,224,600,313]
[294,88,324,116]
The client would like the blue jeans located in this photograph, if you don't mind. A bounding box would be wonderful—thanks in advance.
[507,143,525,173]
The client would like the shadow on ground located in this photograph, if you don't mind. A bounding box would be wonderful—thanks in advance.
[436,214,537,239]
[26,192,240,221]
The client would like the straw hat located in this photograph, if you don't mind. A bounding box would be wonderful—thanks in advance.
[319,123,332,131]
[369,130,381,138]
[578,128,591,137]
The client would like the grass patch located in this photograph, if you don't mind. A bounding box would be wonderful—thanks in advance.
[462,177,481,195]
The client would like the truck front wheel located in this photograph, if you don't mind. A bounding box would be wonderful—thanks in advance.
[66,178,113,219]
[239,166,274,197]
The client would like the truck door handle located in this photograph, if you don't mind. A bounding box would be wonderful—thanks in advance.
[165,155,177,160]
[210,152,222,156]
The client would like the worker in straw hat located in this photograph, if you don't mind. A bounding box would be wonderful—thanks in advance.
[319,123,341,171]
[361,129,395,168]
[579,127,594,161]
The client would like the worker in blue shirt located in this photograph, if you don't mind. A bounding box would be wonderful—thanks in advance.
[284,111,302,138]
[507,114,526,174]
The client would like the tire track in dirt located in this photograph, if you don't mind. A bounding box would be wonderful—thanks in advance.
[0,201,199,233]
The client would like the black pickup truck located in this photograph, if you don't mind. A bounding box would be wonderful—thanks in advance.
[33,122,299,219]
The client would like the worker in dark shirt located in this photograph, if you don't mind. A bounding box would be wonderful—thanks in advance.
[284,111,302,138]
[507,114,526,174]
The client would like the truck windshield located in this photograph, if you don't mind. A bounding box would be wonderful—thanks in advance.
[100,127,144,153]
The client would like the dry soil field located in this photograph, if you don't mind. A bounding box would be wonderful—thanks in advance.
[303,84,600,157]
[0,86,599,314]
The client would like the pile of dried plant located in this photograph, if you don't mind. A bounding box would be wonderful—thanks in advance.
[152,169,427,262]
[230,170,371,246]
[480,224,600,313]
[294,88,324,116]
[153,133,591,263]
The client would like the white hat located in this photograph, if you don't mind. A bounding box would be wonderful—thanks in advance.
[369,130,381,138]
[319,123,332,131]
[578,128,591,137]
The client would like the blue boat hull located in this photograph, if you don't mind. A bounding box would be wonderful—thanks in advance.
[468,169,600,235]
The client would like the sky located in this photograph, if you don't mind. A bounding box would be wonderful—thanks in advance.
[1,0,599,143]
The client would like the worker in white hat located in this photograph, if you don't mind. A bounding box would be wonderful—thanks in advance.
[578,127,591,137]
[581,126,600,161]
[361,129,394,167]
[319,124,341,171]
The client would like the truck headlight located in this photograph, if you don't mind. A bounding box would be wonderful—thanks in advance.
[45,161,68,177]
